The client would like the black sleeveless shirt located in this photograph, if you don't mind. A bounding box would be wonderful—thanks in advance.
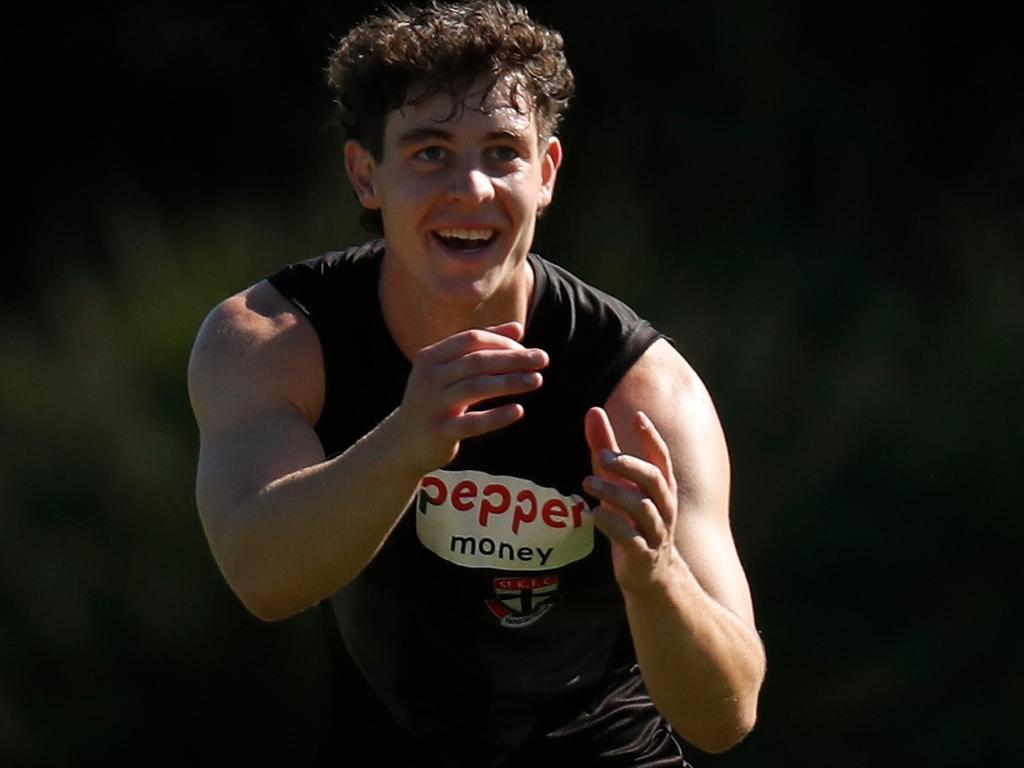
[267,242,689,767]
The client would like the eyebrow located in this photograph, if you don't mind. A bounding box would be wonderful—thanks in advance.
[485,129,529,143]
[395,127,530,145]
[396,127,453,146]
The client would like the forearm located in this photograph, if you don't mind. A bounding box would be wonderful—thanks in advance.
[214,410,422,621]
[624,550,766,753]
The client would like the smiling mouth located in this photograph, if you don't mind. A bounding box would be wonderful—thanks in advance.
[433,227,498,252]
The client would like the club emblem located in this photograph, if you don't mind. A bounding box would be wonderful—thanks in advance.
[486,574,560,628]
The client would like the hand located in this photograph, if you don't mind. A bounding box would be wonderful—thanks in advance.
[583,406,680,595]
[392,322,549,475]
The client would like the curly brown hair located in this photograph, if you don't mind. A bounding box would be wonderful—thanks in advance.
[326,0,575,161]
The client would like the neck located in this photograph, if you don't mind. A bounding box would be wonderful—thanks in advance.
[378,253,535,360]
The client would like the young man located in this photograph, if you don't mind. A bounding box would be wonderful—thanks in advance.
[188,2,765,765]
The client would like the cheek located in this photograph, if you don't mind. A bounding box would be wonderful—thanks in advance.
[503,170,544,212]
[379,178,434,218]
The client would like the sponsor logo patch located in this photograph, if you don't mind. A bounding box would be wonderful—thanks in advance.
[415,470,593,571]
[486,574,560,628]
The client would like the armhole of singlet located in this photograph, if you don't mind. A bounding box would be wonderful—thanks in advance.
[586,321,667,408]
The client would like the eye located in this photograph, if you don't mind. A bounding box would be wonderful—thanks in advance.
[414,145,450,163]
[486,145,522,163]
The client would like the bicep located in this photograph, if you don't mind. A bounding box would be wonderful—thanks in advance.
[195,405,327,540]
[605,339,757,628]
[188,284,326,546]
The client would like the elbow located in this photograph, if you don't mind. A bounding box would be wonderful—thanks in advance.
[223,564,308,623]
[223,546,357,621]
[215,542,343,622]
[651,656,765,753]
[212,545,301,623]
[690,703,758,754]
[205,519,305,622]
[696,642,766,752]
[670,680,760,754]
[235,586,298,623]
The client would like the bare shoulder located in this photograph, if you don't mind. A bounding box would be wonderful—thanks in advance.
[610,344,754,624]
[606,339,730,513]
[187,279,324,432]
[613,338,715,411]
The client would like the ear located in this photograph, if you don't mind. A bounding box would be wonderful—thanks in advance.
[344,140,381,209]
[537,136,563,211]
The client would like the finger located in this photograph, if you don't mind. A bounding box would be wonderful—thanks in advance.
[439,348,549,388]
[484,321,525,341]
[585,406,620,453]
[591,505,650,557]
[445,403,525,440]
[635,411,674,492]
[441,370,544,411]
[597,450,673,526]
[417,327,526,365]
[585,407,622,479]
[583,475,668,548]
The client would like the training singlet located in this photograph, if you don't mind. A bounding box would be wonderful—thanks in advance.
[267,241,690,767]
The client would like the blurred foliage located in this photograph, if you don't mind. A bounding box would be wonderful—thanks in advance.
[3,2,1022,766]
[0,186,365,764]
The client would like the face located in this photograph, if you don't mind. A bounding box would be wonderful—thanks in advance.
[345,77,562,311]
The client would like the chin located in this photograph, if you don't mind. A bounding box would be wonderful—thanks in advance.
[431,277,496,309]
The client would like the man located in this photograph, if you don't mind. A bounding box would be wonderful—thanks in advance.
[188,2,765,765]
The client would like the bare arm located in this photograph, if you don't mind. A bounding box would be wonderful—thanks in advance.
[582,339,765,753]
[188,281,548,621]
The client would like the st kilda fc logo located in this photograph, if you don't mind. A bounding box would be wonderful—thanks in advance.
[486,574,560,628]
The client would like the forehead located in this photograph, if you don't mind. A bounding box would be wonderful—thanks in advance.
[386,75,538,140]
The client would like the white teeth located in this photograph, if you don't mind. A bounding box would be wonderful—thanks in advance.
[435,228,494,240]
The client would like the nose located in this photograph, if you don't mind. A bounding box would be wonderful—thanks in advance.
[446,161,495,205]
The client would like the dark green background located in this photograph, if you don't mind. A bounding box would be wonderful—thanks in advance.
[3,2,1021,765]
